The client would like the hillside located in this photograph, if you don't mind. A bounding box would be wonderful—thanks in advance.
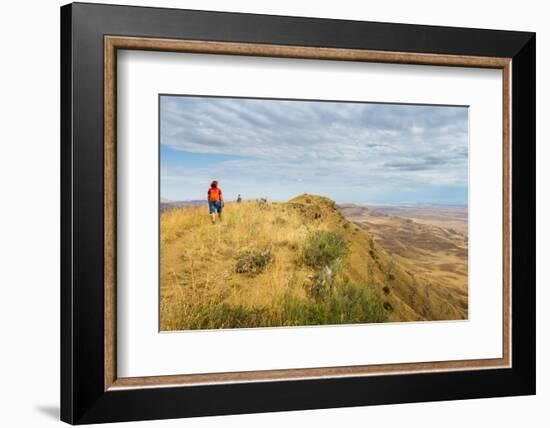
[339,204,468,294]
[160,194,467,331]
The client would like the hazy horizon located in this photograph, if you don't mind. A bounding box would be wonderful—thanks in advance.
[162,196,467,208]
[160,95,469,205]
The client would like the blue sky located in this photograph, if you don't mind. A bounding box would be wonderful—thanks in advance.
[160,95,468,205]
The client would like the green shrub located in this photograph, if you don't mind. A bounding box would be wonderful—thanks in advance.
[302,230,349,269]
[282,282,389,325]
[326,282,389,324]
[383,301,394,312]
[310,263,340,300]
[382,285,391,295]
[174,302,270,330]
[235,248,273,275]
[168,282,389,330]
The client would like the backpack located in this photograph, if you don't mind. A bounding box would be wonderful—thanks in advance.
[208,187,221,202]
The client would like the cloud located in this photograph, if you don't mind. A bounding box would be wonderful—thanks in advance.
[160,96,468,203]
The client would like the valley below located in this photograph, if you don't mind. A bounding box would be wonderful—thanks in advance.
[339,203,468,297]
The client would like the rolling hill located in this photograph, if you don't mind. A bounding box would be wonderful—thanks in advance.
[160,194,468,331]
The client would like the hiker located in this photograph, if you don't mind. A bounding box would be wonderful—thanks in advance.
[237,194,242,203]
[207,180,224,223]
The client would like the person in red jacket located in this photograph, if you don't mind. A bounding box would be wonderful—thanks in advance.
[207,180,224,224]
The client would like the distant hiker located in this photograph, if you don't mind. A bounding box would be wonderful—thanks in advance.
[207,180,224,224]
[237,194,242,203]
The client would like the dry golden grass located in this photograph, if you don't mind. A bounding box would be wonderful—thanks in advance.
[161,198,325,330]
[160,195,468,331]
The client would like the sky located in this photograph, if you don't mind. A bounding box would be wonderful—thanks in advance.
[160,95,468,205]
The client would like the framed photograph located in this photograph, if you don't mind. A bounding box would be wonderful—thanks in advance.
[60,2,535,424]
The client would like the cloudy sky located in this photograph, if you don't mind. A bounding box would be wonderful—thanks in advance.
[160,95,468,205]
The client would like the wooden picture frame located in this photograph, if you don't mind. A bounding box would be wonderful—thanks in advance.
[61,2,535,424]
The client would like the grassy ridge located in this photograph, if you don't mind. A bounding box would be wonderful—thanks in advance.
[160,194,466,331]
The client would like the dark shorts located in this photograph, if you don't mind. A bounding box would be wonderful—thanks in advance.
[208,200,223,214]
